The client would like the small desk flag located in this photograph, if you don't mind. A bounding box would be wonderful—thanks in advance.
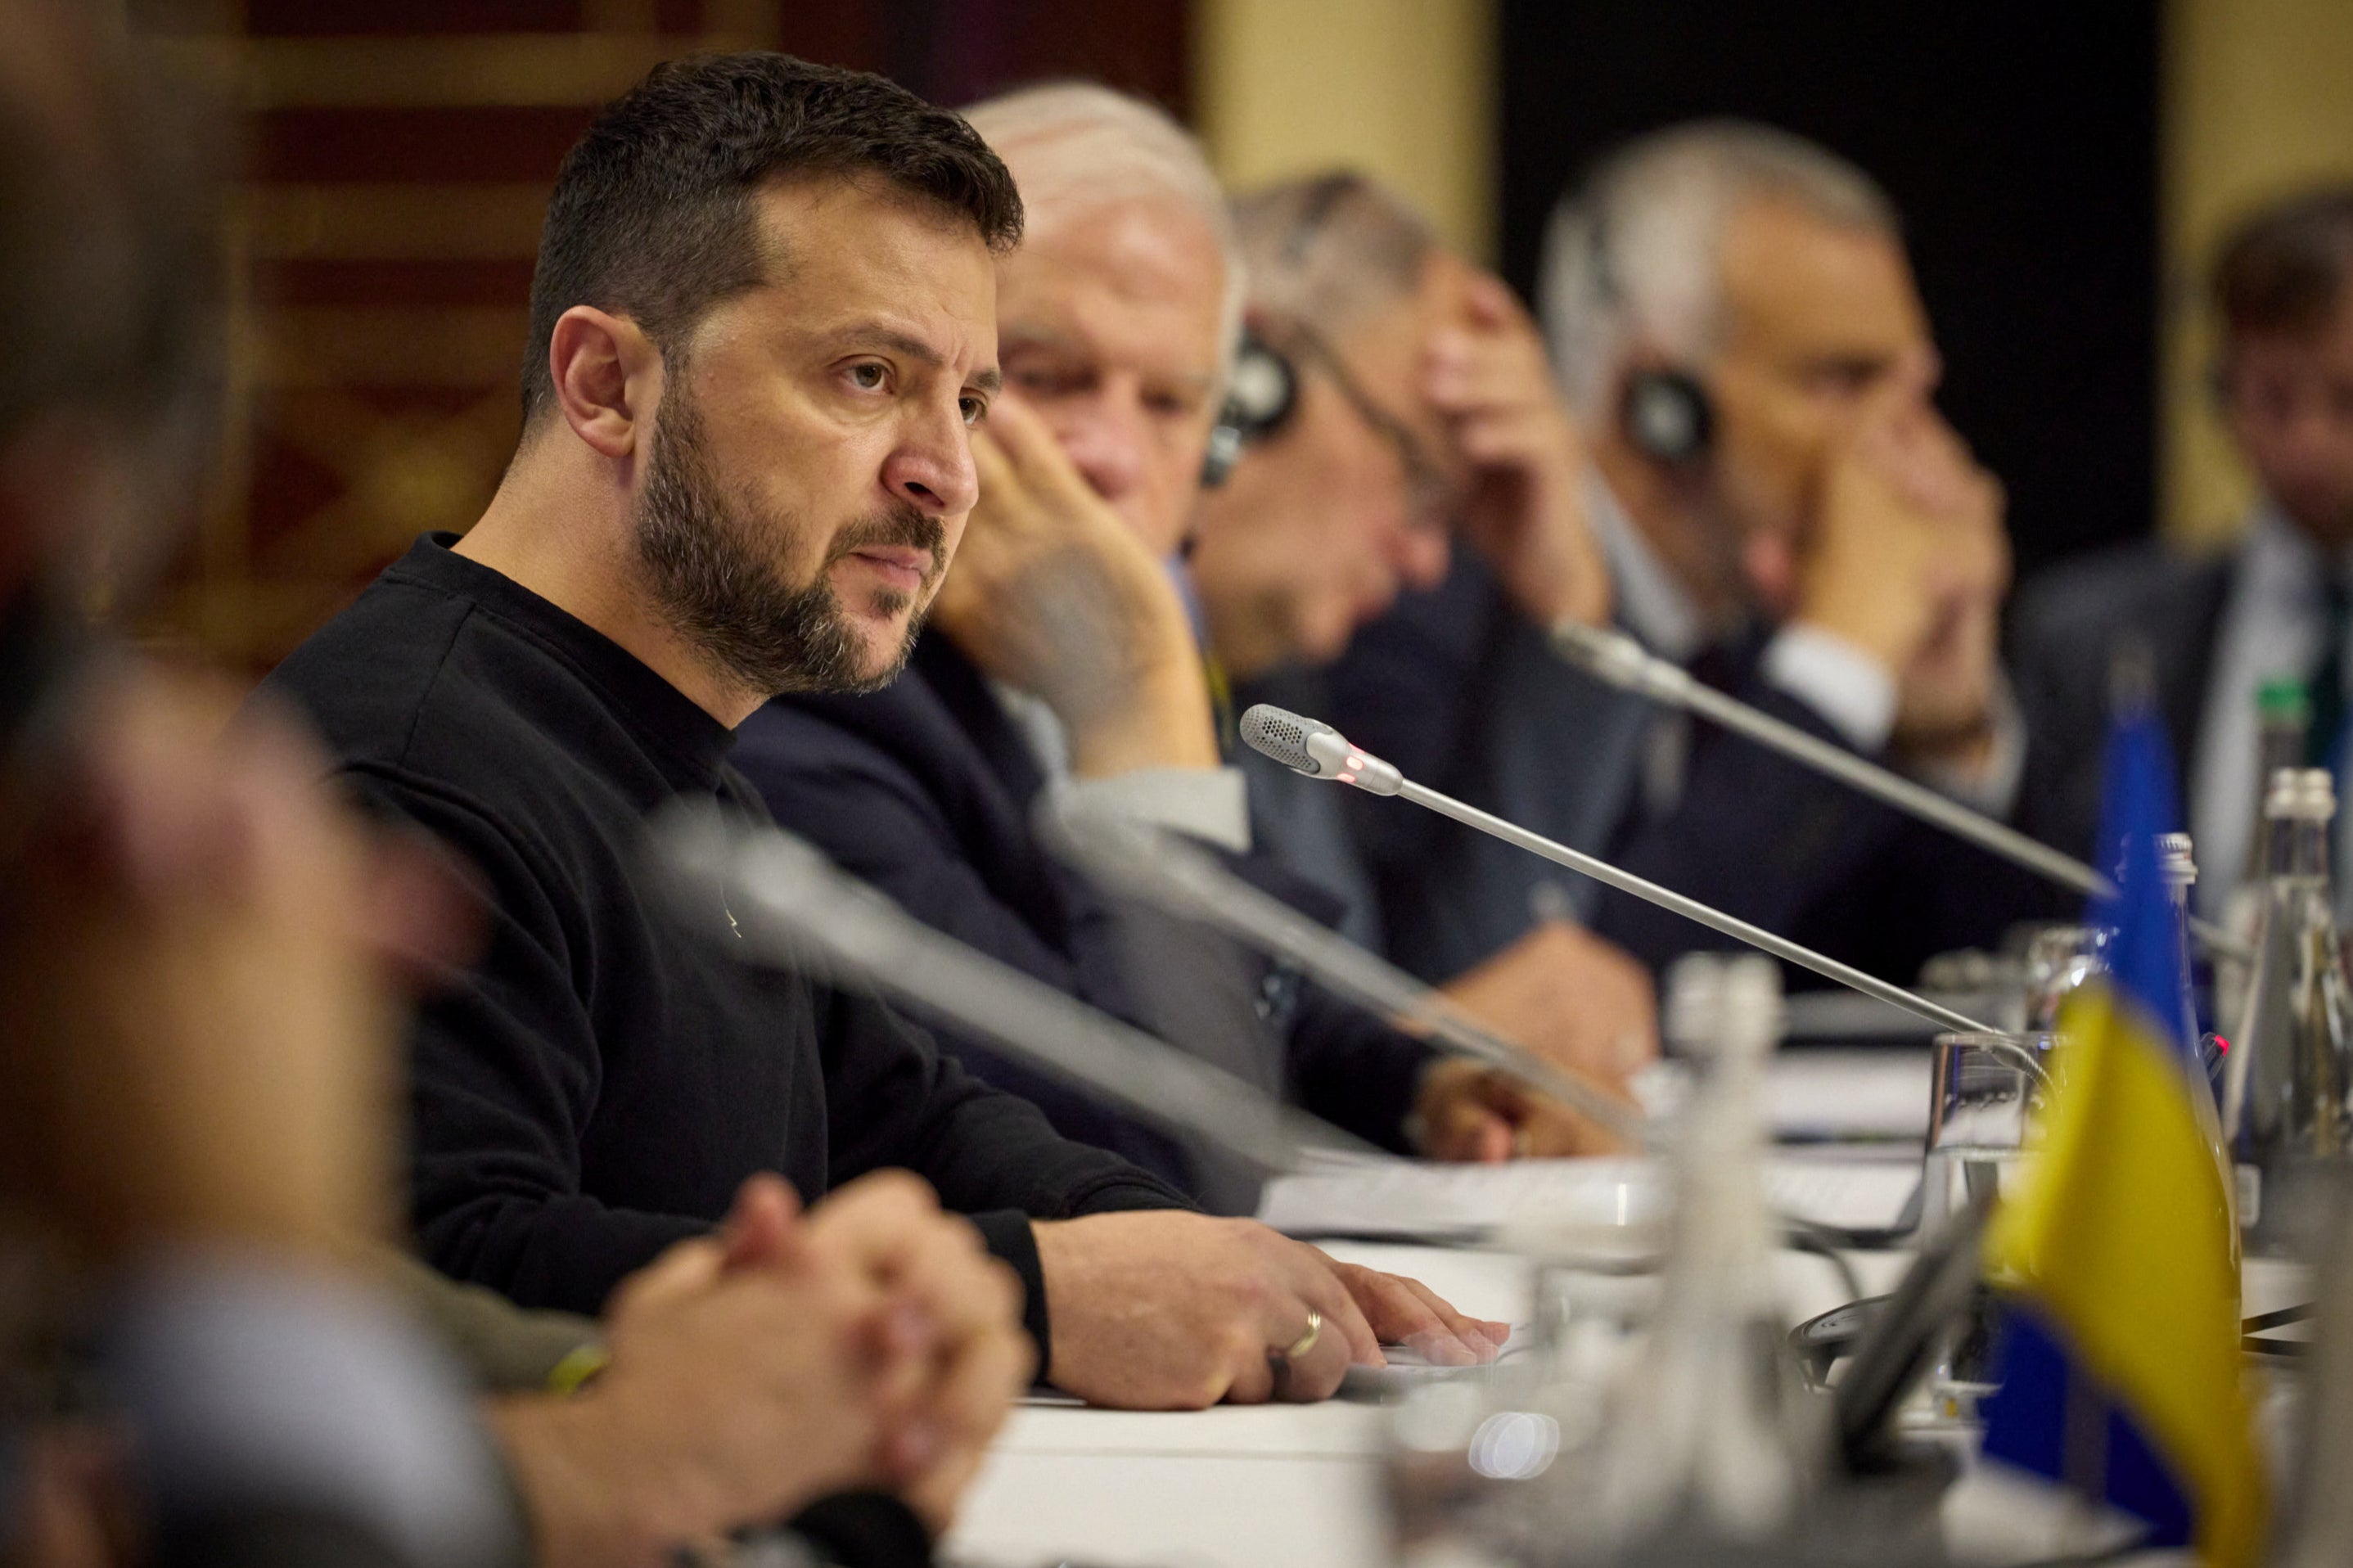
[1977,701,2265,1565]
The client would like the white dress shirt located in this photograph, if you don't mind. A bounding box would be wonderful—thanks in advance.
[992,682,1253,855]
[1589,476,2024,818]
[984,555,1255,854]
[2190,503,2353,917]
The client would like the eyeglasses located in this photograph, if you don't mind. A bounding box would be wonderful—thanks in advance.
[1273,318,1458,529]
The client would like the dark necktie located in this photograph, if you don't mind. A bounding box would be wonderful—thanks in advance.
[1636,633,1758,822]
[2306,573,2351,770]
[1686,638,1747,701]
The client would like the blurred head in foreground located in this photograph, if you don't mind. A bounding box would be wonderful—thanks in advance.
[0,1,426,1275]
[0,0,220,714]
[2210,185,2353,549]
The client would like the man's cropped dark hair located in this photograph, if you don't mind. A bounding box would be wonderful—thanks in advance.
[521,52,1023,426]
[2213,184,2353,344]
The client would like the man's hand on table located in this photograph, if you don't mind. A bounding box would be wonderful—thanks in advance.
[1031,1211,1508,1409]
[795,1171,1032,1531]
[1437,917,1659,1085]
[1410,1058,1639,1162]
[492,1172,1030,1565]
[1410,917,1655,1162]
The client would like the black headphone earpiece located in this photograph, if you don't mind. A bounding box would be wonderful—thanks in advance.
[1621,366,1714,466]
[1583,188,1715,469]
[1201,327,1298,487]
[1205,181,1360,489]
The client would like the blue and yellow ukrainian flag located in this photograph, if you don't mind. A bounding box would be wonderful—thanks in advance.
[1976,704,2265,1566]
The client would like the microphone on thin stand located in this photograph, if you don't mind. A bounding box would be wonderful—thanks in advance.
[1548,620,2251,962]
[1035,791,1648,1148]
[647,801,1373,1174]
[1237,703,1995,1037]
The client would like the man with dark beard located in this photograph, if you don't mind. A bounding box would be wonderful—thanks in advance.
[259,53,1503,1412]
[632,371,944,695]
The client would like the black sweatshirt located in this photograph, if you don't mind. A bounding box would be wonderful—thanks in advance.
[257,535,1189,1346]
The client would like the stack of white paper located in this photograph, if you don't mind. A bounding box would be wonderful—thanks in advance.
[1260,1148,1920,1241]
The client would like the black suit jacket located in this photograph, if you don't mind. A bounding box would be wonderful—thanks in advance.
[1328,552,2058,989]
[735,635,1431,1212]
[2010,543,2238,869]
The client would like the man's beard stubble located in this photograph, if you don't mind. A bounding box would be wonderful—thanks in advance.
[633,381,946,698]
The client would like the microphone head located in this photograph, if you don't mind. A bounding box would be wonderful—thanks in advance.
[1549,620,1667,696]
[1238,703,1404,795]
[1238,703,1332,775]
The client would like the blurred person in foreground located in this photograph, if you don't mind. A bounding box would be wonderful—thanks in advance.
[1323,120,2049,992]
[2013,187,2353,919]
[0,12,1028,1566]
[254,54,1503,1409]
[1188,170,1656,1082]
[0,3,510,1560]
[736,84,1631,1216]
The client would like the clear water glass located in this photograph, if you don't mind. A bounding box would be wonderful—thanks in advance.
[1921,1030,2054,1408]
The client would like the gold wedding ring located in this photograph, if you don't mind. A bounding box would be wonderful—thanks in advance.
[1281,1309,1324,1362]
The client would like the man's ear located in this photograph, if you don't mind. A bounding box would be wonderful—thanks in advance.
[548,305,661,461]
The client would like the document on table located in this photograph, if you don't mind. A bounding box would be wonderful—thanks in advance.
[1259,1148,1920,1241]
[1631,1046,1931,1141]
[1765,1047,1933,1140]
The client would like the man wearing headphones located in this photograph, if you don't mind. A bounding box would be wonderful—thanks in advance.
[1321,120,2044,990]
[1188,172,1657,1082]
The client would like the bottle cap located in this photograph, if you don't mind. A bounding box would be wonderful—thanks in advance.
[2266,766,2337,821]
[2301,767,2337,822]
[1716,953,1784,1059]
[2257,677,2312,725]
[2270,768,2309,818]
[2159,831,2197,886]
[1661,952,1781,1061]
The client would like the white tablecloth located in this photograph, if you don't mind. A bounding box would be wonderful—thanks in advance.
[946,1034,2307,1567]
[948,1240,1913,1568]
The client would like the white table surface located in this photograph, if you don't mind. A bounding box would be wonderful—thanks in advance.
[949,1237,2314,1568]
[947,1038,2305,1568]
[948,1240,1915,1568]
